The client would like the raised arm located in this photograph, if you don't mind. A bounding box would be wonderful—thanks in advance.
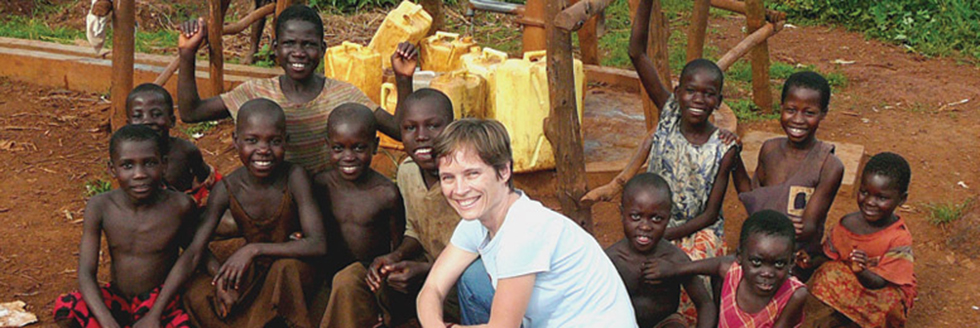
[375,42,419,141]
[630,0,671,110]
[77,198,122,328]
[797,155,844,244]
[177,18,231,123]
[665,147,737,240]
[644,255,734,283]
[417,244,481,327]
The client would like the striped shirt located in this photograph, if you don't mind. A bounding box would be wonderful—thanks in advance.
[221,77,378,175]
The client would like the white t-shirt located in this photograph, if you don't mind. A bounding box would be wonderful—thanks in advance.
[450,192,638,328]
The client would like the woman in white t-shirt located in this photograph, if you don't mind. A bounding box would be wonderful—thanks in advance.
[417,119,637,328]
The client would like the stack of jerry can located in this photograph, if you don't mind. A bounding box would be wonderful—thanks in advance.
[490,50,584,172]
[420,31,478,72]
[378,83,403,150]
[429,70,487,119]
[460,47,508,118]
[323,41,383,104]
[369,0,432,69]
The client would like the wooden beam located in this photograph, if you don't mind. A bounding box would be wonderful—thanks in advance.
[554,0,613,31]
[420,0,444,35]
[223,3,276,35]
[710,0,745,14]
[745,0,772,112]
[716,22,777,71]
[544,0,592,231]
[687,0,710,62]
[110,0,135,131]
[207,0,224,96]
[523,0,548,53]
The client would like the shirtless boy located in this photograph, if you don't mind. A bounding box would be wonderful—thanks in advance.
[606,173,717,328]
[313,103,405,271]
[126,83,219,206]
[54,124,197,328]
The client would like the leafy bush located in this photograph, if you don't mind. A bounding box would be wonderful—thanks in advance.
[925,198,973,226]
[771,0,980,59]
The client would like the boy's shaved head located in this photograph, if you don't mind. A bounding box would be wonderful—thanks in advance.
[110,124,165,160]
[680,59,724,90]
[329,103,377,135]
[237,98,286,132]
[275,5,323,40]
[782,71,831,112]
[623,172,672,205]
[126,83,173,113]
[863,152,911,194]
[738,210,796,252]
[401,88,454,123]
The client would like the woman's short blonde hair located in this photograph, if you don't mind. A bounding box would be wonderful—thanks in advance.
[433,118,514,189]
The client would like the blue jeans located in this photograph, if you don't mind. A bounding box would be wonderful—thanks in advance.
[457,257,494,325]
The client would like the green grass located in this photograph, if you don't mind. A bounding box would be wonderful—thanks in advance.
[925,199,973,226]
[84,179,112,198]
[0,15,178,53]
[726,98,779,121]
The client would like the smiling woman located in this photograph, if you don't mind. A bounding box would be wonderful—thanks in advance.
[416,119,638,328]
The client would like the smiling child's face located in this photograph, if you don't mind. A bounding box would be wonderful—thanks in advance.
[675,70,722,126]
[127,92,174,137]
[780,86,825,145]
[275,20,323,82]
[110,139,165,203]
[738,233,793,298]
[327,121,377,181]
[234,115,287,179]
[621,189,671,254]
[857,173,907,224]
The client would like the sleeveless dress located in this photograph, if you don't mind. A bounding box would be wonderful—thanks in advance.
[183,172,318,328]
[719,262,805,328]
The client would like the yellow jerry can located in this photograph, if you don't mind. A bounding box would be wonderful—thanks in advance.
[429,70,487,119]
[378,83,403,150]
[323,41,383,104]
[420,31,478,72]
[490,50,584,173]
[369,0,432,69]
[460,47,508,117]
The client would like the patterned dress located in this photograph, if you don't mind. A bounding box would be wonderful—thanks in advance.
[646,94,734,324]
[719,262,805,328]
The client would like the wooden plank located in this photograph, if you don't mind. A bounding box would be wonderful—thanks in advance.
[208,0,225,96]
[740,131,865,186]
[716,22,776,71]
[745,0,772,113]
[545,0,593,231]
[687,0,710,62]
[110,0,135,131]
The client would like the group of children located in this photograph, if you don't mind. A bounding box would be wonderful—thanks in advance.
[51,2,916,328]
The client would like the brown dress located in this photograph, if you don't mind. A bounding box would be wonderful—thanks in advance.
[183,177,317,328]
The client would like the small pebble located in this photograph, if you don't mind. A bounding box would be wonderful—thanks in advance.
[973,306,979,311]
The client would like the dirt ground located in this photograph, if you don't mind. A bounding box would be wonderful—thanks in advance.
[2,3,980,327]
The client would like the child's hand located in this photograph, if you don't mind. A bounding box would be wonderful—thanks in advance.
[642,259,675,285]
[384,260,431,293]
[213,244,257,291]
[366,253,399,291]
[849,249,868,272]
[717,128,741,147]
[580,182,623,205]
[178,18,208,55]
[794,250,811,269]
[391,42,419,77]
[212,279,240,319]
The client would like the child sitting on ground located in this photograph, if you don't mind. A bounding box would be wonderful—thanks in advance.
[583,0,738,320]
[807,152,916,327]
[732,71,845,280]
[54,124,198,328]
[646,210,809,328]
[606,173,717,328]
[159,98,328,328]
[312,103,405,274]
[126,83,221,207]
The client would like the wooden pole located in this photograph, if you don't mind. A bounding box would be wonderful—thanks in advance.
[207,0,224,96]
[420,0,444,35]
[110,0,135,131]
[709,0,745,14]
[745,0,772,112]
[568,0,600,65]
[522,0,548,53]
[544,0,592,231]
[223,3,277,35]
[716,22,778,71]
[687,0,710,62]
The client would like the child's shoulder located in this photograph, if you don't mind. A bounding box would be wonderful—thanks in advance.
[158,188,196,211]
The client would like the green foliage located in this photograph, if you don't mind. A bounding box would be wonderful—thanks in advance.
[925,198,973,226]
[0,16,85,45]
[308,0,400,12]
[181,121,219,139]
[84,179,112,198]
[726,99,779,121]
[252,44,277,68]
[771,0,980,59]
